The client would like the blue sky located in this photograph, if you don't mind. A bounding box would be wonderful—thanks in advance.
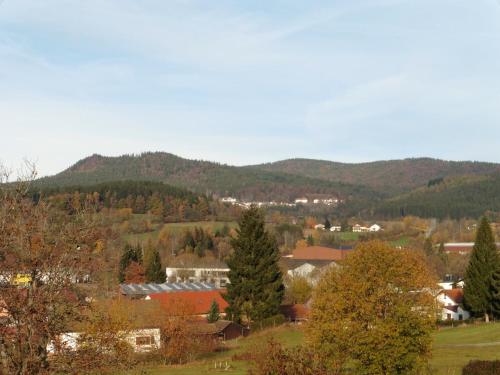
[1,0,500,176]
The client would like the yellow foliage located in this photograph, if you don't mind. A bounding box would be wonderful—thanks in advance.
[307,241,437,375]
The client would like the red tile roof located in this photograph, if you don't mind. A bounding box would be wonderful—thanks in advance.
[443,289,464,304]
[147,290,228,316]
[291,246,349,261]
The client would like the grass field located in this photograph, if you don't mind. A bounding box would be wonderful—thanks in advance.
[120,323,500,375]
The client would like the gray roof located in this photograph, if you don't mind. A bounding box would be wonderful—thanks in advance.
[120,282,218,296]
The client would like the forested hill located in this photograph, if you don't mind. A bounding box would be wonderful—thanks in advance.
[254,158,500,194]
[373,174,500,219]
[35,152,379,203]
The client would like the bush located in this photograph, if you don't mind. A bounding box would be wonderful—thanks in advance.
[249,314,286,332]
[463,360,500,375]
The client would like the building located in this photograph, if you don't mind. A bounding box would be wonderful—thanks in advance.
[280,303,310,322]
[49,328,161,354]
[119,282,219,299]
[330,225,341,232]
[220,197,237,204]
[437,289,470,321]
[369,224,382,232]
[146,290,229,317]
[294,197,308,204]
[190,320,248,341]
[166,266,230,288]
[442,242,500,255]
[314,224,325,231]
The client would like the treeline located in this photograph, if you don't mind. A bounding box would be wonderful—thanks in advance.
[31,180,231,222]
[374,174,500,219]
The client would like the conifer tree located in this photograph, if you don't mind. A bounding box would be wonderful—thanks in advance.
[423,238,434,256]
[145,245,164,283]
[207,300,220,323]
[118,243,142,283]
[491,269,500,318]
[306,234,314,246]
[324,218,331,230]
[225,206,284,323]
[464,217,499,322]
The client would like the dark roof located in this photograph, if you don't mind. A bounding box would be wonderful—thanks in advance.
[190,320,238,335]
[120,282,218,296]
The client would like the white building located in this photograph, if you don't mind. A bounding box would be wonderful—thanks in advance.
[437,289,470,321]
[330,226,341,232]
[295,197,308,204]
[166,266,230,288]
[48,328,161,354]
[221,197,237,204]
[369,224,382,232]
[314,224,326,231]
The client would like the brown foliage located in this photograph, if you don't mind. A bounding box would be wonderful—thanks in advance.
[124,261,146,283]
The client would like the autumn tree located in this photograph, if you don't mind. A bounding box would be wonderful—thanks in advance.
[285,275,313,304]
[118,243,143,283]
[225,206,284,323]
[464,217,499,322]
[307,241,437,375]
[0,165,99,375]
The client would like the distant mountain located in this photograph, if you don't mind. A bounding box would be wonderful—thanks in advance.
[35,152,379,203]
[374,174,500,219]
[254,158,500,194]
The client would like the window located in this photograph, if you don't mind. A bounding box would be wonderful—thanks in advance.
[446,314,451,320]
[459,314,463,321]
[136,336,155,346]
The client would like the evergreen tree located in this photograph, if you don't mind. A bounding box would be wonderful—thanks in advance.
[324,218,331,230]
[225,206,284,323]
[464,217,499,322]
[207,300,220,323]
[145,245,164,283]
[491,269,500,318]
[118,243,143,283]
[423,238,434,256]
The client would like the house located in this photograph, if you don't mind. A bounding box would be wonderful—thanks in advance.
[49,328,161,354]
[280,304,310,322]
[166,266,230,288]
[437,289,470,321]
[190,320,248,341]
[119,282,219,299]
[442,242,500,255]
[314,224,325,231]
[330,225,341,232]
[352,224,368,233]
[285,259,337,283]
[146,290,229,317]
[220,197,237,204]
[369,224,382,232]
[295,198,308,204]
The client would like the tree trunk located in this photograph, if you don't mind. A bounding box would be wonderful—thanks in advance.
[485,312,490,323]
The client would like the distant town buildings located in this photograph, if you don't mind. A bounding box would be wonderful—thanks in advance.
[166,266,230,288]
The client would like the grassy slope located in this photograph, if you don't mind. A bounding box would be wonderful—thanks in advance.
[122,323,500,375]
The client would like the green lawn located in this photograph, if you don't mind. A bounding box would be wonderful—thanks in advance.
[337,232,360,241]
[431,323,500,375]
[121,323,500,375]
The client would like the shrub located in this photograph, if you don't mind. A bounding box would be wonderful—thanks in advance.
[463,360,500,375]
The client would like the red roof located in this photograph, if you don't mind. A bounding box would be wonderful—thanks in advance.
[443,289,464,304]
[292,246,349,261]
[147,290,228,316]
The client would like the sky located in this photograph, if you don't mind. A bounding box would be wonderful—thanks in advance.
[1,0,500,177]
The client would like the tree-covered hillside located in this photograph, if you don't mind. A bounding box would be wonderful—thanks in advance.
[255,158,500,194]
[35,152,380,203]
[374,174,500,219]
